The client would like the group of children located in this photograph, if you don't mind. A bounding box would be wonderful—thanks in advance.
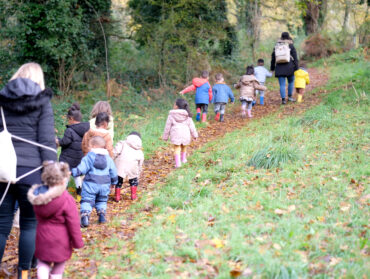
[25,59,310,278]
[180,58,310,120]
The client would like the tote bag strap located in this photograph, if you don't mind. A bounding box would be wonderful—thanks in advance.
[0,107,7,132]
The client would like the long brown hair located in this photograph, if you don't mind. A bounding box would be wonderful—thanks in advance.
[90,101,112,118]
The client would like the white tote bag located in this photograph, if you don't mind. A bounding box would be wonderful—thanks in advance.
[0,107,17,183]
[0,106,57,206]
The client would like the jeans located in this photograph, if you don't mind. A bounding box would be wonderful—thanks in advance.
[278,76,294,99]
[214,102,226,114]
[256,82,265,97]
[0,181,38,269]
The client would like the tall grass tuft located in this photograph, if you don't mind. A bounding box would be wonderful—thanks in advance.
[247,144,299,169]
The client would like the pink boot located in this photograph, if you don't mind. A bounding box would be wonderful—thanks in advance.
[215,112,220,121]
[181,152,187,163]
[247,109,253,118]
[241,108,247,118]
[201,113,207,123]
[175,154,181,168]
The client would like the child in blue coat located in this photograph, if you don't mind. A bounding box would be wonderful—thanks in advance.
[212,73,235,122]
[180,71,212,123]
[72,136,118,227]
[254,59,272,105]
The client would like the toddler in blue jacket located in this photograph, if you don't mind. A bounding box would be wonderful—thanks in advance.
[212,73,234,122]
[72,136,118,228]
[254,59,272,105]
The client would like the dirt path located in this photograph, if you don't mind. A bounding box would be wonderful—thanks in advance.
[1,68,329,278]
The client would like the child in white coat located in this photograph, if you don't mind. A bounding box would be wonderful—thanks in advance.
[113,132,144,201]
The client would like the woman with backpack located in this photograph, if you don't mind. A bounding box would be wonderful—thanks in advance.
[0,63,57,279]
[270,32,299,104]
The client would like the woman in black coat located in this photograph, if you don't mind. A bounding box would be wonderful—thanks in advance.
[271,32,299,104]
[0,63,57,278]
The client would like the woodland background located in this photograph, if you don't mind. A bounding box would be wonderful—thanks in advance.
[0,0,368,96]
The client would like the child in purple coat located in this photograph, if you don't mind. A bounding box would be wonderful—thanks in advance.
[28,161,84,279]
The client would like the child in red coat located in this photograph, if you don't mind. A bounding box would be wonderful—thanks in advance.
[28,161,83,279]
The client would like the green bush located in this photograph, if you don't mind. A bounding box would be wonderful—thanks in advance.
[247,144,299,169]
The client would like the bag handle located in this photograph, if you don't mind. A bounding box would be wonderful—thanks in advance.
[0,107,7,132]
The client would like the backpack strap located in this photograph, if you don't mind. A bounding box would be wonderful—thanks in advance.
[0,107,7,132]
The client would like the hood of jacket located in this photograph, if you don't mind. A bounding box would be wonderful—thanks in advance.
[68,122,90,137]
[240,75,258,85]
[126,135,142,150]
[169,109,189,123]
[90,148,108,169]
[192,78,209,87]
[277,39,293,45]
[0,78,53,113]
[28,183,66,210]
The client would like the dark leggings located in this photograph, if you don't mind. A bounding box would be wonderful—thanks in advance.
[196,104,208,114]
[0,183,37,270]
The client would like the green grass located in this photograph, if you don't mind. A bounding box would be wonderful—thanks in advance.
[69,50,369,278]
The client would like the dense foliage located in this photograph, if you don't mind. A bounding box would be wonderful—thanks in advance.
[0,0,111,92]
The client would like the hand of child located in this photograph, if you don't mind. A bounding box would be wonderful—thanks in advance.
[55,137,59,147]
[179,91,184,95]
[193,137,197,141]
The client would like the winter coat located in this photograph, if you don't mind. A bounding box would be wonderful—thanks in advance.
[72,148,118,194]
[235,75,267,101]
[27,183,84,262]
[59,122,90,168]
[113,135,144,180]
[212,83,235,104]
[0,78,57,168]
[294,68,310,89]
[270,39,299,77]
[82,128,113,158]
[182,78,213,104]
[254,66,272,83]
[162,109,198,146]
[89,116,114,141]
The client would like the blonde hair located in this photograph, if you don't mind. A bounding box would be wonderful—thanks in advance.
[90,136,106,148]
[41,161,70,187]
[90,101,112,118]
[10,62,45,90]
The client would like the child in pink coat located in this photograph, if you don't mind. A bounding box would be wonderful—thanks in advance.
[28,161,83,279]
[163,98,198,168]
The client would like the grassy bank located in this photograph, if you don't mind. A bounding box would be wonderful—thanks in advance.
[68,49,369,278]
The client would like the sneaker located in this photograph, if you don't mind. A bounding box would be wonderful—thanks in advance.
[288,97,296,102]
[282,98,287,105]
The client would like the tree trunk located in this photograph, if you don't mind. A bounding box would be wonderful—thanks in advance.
[342,0,351,32]
[243,0,261,60]
[318,0,328,30]
[303,0,320,34]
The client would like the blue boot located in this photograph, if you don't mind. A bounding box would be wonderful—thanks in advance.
[98,210,107,224]
[252,100,256,107]
[260,96,264,105]
[196,113,201,121]
[80,211,90,228]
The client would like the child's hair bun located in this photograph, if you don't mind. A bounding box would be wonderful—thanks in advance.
[70,102,81,111]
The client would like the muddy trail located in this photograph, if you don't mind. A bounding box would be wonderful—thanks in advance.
[1,68,329,278]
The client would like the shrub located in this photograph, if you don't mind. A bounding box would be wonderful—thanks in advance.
[247,144,299,169]
[302,33,334,59]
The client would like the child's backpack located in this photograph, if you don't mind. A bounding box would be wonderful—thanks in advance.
[0,106,57,205]
[275,42,291,64]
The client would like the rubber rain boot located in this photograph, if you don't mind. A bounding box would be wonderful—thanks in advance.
[252,100,256,107]
[260,96,264,105]
[98,210,106,224]
[297,94,303,103]
[131,186,137,200]
[181,152,187,164]
[196,108,201,121]
[201,113,207,123]
[80,212,89,228]
[220,114,224,122]
[241,108,247,118]
[18,268,29,279]
[115,187,121,202]
[215,112,220,121]
[50,274,63,279]
[175,154,181,168]
[247,109,253,118]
